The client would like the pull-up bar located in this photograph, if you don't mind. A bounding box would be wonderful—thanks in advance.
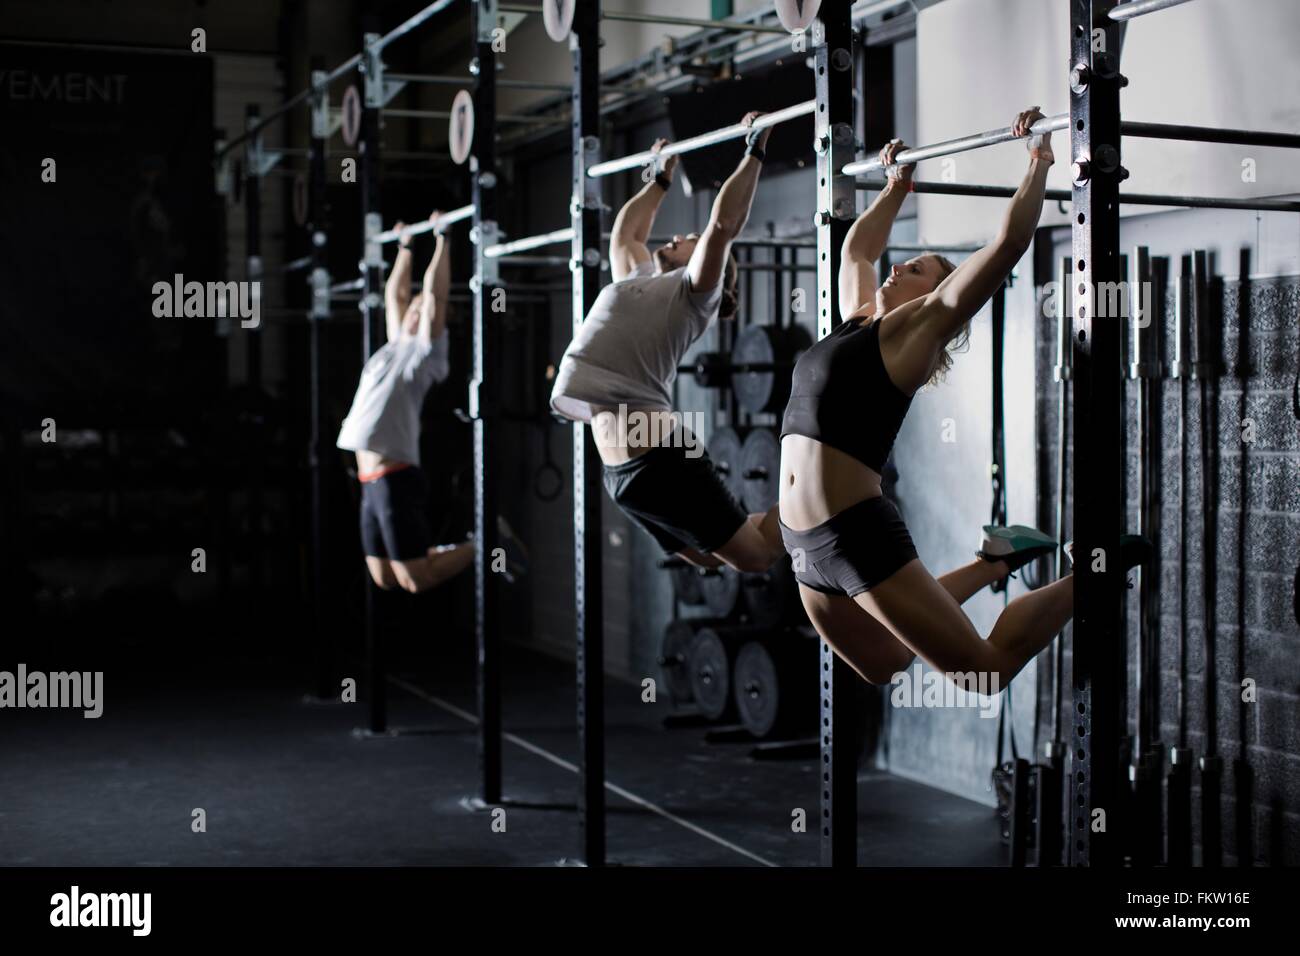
[586,100,816,178]
[844,114,1300,176]
[374,205,475,245]
[1109,0,1196,21]
[842,114,1070,176]
[856,177,1300,214]
[483,227,821,261]
[484,228,576,259]
[215,0,458,158]
[499,3,789,35]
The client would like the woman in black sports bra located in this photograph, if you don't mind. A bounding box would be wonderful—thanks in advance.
[779,107,1095,691]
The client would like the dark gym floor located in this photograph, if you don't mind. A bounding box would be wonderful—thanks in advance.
[2,633,1007,867]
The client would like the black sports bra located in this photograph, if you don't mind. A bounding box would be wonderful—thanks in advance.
[779,317,913,473]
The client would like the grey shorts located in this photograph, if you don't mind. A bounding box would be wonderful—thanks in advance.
[778,495,917,598]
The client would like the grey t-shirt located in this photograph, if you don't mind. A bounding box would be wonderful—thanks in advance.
[336,331,450,465]
[550,260,722,422]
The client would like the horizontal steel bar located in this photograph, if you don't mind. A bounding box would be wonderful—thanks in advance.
[485,227,575,258]
[735,262,816,273]
[372,0,459,51]
[499,255,571,267]
[499,3,787,33]
[1109,0,1196,21]
[281,255,314,273]
[374,205,476,244]
[842,114,1069,175]
[1121,121,1300,149]
[588,100,816,177]
[603,10,788,34]
[388,72,570,92]
[855,177,1300,213]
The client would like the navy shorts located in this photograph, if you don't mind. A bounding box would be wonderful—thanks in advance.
[602,438,749,557]
[360,466,433,561]
[778,494,918,598]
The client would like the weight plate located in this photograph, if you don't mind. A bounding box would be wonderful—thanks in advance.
[740,427,781,513]
[731,325,777,414]
[730,325,812,414]
[671,564,705,606]
[660,620,697,705]
[699,565,741,618]
[734,641,780,737]
[708,426,745,503]
[742,557,797,627]
[690,627,734,720]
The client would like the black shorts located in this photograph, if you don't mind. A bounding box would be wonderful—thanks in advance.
[778,494,918,598]
[602,438,749,557]
[360,466,433,561]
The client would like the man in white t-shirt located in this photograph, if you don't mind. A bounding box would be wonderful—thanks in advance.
[550,114,785,573]
[337,213,478,593]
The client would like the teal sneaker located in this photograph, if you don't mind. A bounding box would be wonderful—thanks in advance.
[978,524,1058,573]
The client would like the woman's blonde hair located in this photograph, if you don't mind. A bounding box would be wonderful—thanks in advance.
[924,254,966,386]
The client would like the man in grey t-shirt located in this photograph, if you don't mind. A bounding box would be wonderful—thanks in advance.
[337,214,478,594]
[550,114,785,574]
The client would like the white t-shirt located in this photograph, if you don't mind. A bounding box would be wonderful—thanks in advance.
[336,332,450,465]
[550,261,722,422]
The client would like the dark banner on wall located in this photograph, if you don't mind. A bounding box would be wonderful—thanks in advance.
[0,43,218,418]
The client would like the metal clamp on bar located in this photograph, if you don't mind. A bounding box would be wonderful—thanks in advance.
[309,267,331,321]
[842,114,1070,176]
[361,31,385,109]
[472,220,502,289]
[363,213,384,276]
[586,100,816,178]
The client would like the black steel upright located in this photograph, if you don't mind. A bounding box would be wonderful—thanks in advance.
[571,0,606,866]
[813,0,858,867]
[243,104,266,595]
[359,32,387,733]
[470,0,503,808]
[1068,0,1126,867]
[244,105,263,390]
[308,63,334,701]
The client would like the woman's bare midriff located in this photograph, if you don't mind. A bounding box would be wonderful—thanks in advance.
[778,434,882,531]
[590,407,685,466]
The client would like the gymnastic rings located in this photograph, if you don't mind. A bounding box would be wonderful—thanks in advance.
[533,422,563,502]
